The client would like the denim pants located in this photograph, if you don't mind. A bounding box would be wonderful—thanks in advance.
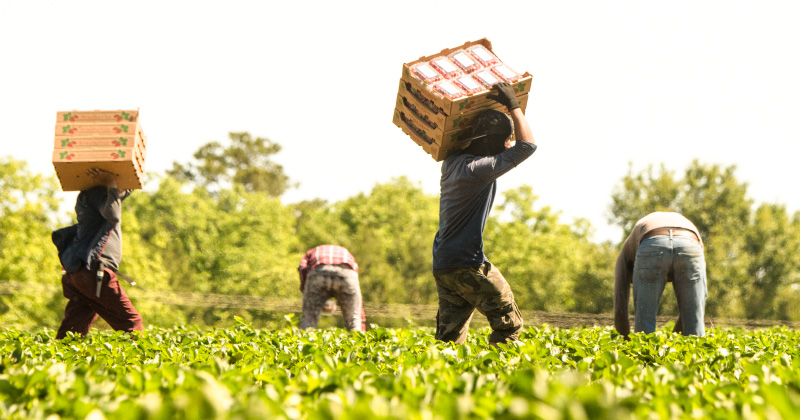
[633,235,707,336]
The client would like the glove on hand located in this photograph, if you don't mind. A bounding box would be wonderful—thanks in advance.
[486,82,519,111]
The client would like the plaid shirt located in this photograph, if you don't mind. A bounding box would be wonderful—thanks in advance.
[298,245,359,284]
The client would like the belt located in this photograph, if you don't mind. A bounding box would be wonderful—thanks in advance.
[641,227,700,243]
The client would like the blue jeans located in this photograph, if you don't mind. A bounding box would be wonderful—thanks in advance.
[633,234,707,336]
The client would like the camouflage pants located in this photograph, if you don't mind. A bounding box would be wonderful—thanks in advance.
[434,261,523,344]
[299,264,363,331]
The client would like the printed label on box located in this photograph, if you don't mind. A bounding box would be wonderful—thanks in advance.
[56,123,139,136]
[57,110,138,123]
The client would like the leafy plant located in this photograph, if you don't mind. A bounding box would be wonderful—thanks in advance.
[2,325,800,419]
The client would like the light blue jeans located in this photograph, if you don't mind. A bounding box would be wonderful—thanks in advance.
[633,234,707,336]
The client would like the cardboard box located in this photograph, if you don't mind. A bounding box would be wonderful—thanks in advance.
[55,122,141,136]
[56,110,139,123]
[136,136,147,172]
[53,148,142,165]
[52,110,148,191]
[396,80,529,135]
[53,133,145,149]
[52,146,144,174]
[52,148,143,191]
[392,105,525,162]
[53,162,143,191]
[395,38,532,161]
[400,38,532,117]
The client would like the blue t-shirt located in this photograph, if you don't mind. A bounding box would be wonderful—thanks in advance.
[432,141,537,272]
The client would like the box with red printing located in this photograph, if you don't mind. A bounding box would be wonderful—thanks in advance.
[56,110,139,123]
[52,149,143,191]
[394,38,532,161]
[52,110,148,191]
[399,38,532,116]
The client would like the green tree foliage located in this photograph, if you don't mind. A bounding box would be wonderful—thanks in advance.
[167,132,294,196]
[743,204,800,319]
[123,178,300,325]
[610,160,800,319]
[0,158,63,328]
[295,177,440,305]
[485,186,616,313]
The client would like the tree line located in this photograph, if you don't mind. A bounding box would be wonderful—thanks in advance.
[1,132,799,330]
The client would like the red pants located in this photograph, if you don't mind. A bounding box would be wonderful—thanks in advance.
[56,266,143,339]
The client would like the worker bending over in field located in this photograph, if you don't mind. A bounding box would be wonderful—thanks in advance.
[614,211,707,337]
[298,244,366,331]
[432,82,536,346]
[52,169,143,339]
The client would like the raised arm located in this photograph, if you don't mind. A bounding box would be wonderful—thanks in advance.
[487,82,534,144]
[87,169,124,224]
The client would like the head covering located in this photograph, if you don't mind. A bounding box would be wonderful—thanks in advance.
[460,109,513,145]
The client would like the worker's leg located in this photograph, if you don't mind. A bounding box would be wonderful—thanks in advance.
[56,267,143,338]
[672,237,707,336]
[92,268,143,334]
[468,262,523,344]
[632,236,671,334]
[56,271,99,339]
[299,269,333,329]
[328,266,363,331]
[434,269,479,344]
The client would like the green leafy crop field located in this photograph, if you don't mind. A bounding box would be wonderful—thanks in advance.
[1,321,799,419]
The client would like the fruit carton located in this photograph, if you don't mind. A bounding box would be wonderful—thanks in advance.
[52,110,148,190]
[53,131,146,150]
[392,108,453,161]
[399,38,532,117]
[53,133,147,171]
[56,110,139,123]
[52,148,144,191]
[396,79,528,134]
[55,122,142,137]
[392,101,525,162]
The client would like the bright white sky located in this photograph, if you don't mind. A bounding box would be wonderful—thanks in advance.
[1,1,799,243]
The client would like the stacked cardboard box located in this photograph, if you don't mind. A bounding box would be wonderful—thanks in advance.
[392,38,531,161]
[52,110,147,191]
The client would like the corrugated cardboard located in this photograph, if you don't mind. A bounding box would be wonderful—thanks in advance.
[55,122,141,136]
[394,38,532,161]
[399,38,532,117]
[53,148,140,163]
[53,133,146,149]
[52,110,148,191]
[53,161,143,191]
[396,82,529,137]
[56,110,139,123]
[392,103,525,162]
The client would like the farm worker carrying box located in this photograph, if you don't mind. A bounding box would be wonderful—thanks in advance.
[52,169,143,339]
[50,109,148,338]
[431,82,536,346]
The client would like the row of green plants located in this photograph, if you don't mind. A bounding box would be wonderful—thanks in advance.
[2,322,800,419]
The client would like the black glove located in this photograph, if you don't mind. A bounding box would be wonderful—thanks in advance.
[486,82,519,111]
